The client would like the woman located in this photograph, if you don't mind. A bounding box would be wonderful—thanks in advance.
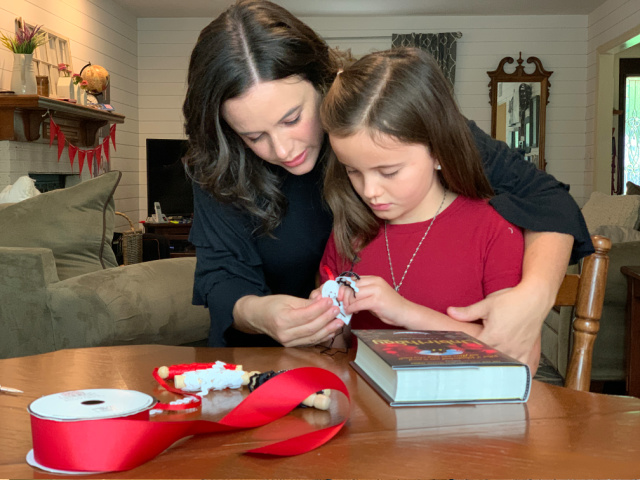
[183,0,591,364]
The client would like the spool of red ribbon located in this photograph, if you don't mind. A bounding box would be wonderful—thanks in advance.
[27,367,349,473]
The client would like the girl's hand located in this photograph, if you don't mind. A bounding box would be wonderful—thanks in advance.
[343,275,411,327]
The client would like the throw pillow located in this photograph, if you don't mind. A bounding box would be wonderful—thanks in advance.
[627,181,640,196]
[0,176,41,204]
[0,171,121,280]
[581,191,640,233]
[591,224,640,244]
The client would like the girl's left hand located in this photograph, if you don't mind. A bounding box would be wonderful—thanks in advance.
[343,275,410,327]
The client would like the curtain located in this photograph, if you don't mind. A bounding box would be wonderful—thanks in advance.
[391,32,462,89]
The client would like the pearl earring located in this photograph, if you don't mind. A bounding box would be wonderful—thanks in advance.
[435,164,442,170]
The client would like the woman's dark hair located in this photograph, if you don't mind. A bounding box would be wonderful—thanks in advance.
[183,0,337,234]
[321,47,494,261]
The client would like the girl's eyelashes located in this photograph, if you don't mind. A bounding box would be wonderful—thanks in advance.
[343,167,399,178]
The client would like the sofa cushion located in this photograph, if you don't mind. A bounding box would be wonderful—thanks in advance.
[0,171,121,280]
[592,224,640,244]
[581,191,640,233]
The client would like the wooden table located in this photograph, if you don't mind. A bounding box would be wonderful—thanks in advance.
[620,265,640,397]
[2,345,640,478]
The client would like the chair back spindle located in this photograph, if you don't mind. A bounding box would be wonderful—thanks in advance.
[554,235,611,391]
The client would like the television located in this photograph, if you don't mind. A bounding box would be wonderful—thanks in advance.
[146,138,194,219]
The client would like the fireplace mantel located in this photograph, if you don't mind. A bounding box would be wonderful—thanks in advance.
[0,95,125,147]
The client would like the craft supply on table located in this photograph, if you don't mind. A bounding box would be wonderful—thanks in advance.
[27,367,350,473]
[0,384,23,394]
[157,361,332,410]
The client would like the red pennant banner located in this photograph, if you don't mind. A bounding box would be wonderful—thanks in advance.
[56,131,66,162]
[68,144,78,168]
[78,150,86,175]
[49,118,57,147]
[102,137,110,163]
[87,149,94,176]
[110,124,117,150]
[95,145,102,171]
[30,368,349,473]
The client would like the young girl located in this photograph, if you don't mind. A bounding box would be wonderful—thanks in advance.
[319,48,538,368]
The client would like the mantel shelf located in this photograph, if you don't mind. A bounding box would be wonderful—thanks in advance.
[0,95,125,148]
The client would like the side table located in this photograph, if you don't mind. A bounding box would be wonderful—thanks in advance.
[144,222,194,258]
[620,265,640,397]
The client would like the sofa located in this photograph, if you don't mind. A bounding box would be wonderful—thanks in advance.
[0,171,209,359]
[542,185,640,382]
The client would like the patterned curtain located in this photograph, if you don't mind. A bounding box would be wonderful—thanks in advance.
[391,32,462,89]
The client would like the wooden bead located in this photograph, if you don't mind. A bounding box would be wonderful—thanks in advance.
[174,374,186,389]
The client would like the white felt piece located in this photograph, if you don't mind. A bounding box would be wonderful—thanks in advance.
[321,279,352,324]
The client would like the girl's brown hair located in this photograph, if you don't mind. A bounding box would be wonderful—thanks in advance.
[321,47,493,261]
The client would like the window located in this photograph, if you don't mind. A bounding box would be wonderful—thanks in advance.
[16,17,73,97]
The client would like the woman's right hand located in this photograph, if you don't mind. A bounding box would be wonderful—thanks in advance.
[232,294,344,347]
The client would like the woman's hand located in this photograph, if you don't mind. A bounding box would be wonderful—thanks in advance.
[447,285,543,372]
[448,230,572,373]
[233,294,344,347]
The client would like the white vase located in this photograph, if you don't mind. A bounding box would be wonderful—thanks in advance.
[76,85,87,105]
[56,76,75,100]
[10,53,37,95]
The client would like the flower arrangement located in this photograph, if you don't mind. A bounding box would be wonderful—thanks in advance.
[57,63,71,77]
[0,24,46,54]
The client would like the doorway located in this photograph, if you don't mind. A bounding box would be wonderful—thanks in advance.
[617,58,640,193]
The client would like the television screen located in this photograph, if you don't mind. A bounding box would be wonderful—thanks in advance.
[146,139,194,219]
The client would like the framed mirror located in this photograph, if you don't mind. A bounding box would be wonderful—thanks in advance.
[487,53,552,171]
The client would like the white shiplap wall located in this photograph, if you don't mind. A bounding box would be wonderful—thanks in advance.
[137,18,207,220]
[137,13,590,218]
[0,0,138,227]
[307,15,589,203]
[588,0,640,197]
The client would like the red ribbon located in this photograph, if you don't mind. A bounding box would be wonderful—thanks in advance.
[30,367,349,472]
[323,265,335,281]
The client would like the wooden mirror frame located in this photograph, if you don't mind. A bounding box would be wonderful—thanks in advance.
[487,53,552,171]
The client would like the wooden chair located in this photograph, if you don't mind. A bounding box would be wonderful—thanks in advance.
[555,235,611,391]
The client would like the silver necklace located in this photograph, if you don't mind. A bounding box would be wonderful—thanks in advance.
[384,189,447,292]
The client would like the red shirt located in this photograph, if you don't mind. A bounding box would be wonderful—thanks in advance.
[320,196,524,330]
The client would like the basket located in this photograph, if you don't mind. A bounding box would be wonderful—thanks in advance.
[116,212,143,265]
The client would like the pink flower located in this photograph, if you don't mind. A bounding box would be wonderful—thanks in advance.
[57,63,71,77]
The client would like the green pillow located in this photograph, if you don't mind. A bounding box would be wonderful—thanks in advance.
[626,181,640,195]
[0,171,121,280]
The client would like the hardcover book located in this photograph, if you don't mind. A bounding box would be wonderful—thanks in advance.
[350,330,531,406]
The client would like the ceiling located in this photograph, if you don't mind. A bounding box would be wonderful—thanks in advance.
[112,0,610,18]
